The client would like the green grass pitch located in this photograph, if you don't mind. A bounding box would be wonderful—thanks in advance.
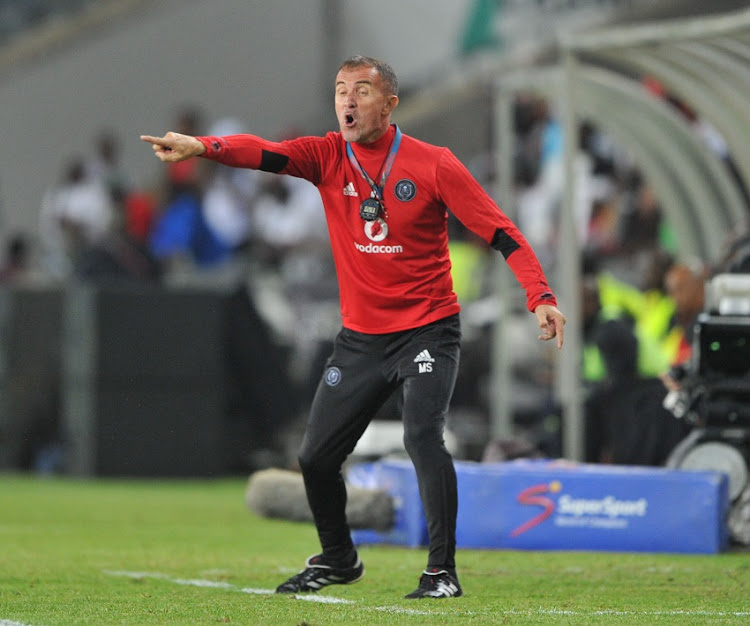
[0,474,748,625]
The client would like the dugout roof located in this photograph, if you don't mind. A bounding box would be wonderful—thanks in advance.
[493,7,750,459]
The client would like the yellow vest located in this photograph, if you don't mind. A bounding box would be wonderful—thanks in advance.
[583,313,670,382]
[595,272,676,376]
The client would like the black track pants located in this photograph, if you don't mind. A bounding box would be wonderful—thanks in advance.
[297,314,461,569]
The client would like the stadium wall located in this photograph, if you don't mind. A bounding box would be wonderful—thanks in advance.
[0,282,299,476]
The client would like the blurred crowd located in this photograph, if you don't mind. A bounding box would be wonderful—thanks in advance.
[10,108,331,293]
[0,107,338,474]
[494,77,750,465]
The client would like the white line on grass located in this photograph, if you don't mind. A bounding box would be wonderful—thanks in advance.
[104,570,437,615]
[508,608,750,618]
[104,570,353,604]
[0,620,34,626]
[104,571,750,619]
[172,578,235,590]
[237,587,275,595]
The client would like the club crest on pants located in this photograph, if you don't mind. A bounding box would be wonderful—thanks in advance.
[324,366,342,386]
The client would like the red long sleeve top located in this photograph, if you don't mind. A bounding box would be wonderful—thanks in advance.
[198,125,555,334]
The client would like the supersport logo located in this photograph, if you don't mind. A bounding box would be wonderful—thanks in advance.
[510,480,562,537]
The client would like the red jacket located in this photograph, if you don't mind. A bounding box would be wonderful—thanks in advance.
[199,125,555,334]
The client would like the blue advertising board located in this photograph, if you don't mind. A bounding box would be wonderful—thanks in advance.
[348,458,729,554]
[347,460,427,548]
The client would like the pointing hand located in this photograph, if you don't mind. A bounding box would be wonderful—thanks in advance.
[140,131,206,162]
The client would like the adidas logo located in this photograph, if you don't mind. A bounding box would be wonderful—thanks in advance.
[427,580,460,598]
[413,350,435,363]
[343,182,358,197]
[414,350,435,373]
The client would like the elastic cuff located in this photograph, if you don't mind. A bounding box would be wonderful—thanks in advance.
[527,292,557,311]
[196,135,227,159]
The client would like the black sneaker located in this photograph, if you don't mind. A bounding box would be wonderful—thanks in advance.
[404,567,463,599]
[275,553,364,593]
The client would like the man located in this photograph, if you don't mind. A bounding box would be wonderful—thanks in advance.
[664,261,706,368]
[581,277,686,465]
[142,55,565,599]
[660,260,707,394]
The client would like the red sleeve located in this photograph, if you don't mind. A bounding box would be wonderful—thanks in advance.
[436,149,557,312]
[196,134,327,185]
[198,134,264,169]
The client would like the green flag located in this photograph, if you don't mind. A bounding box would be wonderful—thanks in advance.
[460,0,504,56]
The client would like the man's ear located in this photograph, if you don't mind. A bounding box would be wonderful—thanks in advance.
[383,95,399,115]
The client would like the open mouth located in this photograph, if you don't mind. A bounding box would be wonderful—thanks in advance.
[344,114,356,127]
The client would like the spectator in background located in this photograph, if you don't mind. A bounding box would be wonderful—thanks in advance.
[581,272,669,391]
[514,96,561,268]
[85,128,129,207]
[636,249,679,356]
[581,275,637,463]
[252,172,330,275]
[40,132,160,282]
[148,106,235,273]
[202,118,259,257]
[0,234,30,282]
[80,128,162,281]
[245,126,336,357]
[148,172,232,272]
[514,99,620,269]
[586,197,620,257]
[663,260,707,368]
[575,122,617,252]
[123,188,157,246]
[620,179,673,256]
[447,216,490,304]
[39,155,114,278]
[591,247,677,362]
[581,276,687,465]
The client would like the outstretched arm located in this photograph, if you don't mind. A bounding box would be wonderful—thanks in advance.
[535,303,566,349]
[140,131,206,162]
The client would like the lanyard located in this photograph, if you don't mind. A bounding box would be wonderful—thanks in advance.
[346,125,402,204]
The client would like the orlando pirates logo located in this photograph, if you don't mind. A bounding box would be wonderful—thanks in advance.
[324,367,342,386]
[394,179,417,202]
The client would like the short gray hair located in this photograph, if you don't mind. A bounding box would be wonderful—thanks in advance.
[337,55,399,97]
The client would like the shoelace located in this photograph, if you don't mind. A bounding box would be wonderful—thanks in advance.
[421,574,438,588]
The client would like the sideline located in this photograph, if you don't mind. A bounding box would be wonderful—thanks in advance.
[104,570,351,604]
[104,570,437,616]
[104,570,750,619]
